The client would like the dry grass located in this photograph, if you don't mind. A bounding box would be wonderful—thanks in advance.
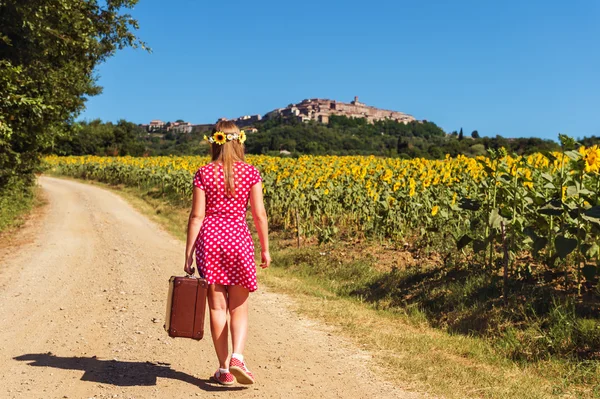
[261,269,576,399]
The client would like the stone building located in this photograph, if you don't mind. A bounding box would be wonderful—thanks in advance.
[148,120,165,132]
[267,97,416,125]
[167,121,193,134]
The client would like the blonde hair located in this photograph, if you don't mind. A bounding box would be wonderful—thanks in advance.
[210,120,245,197]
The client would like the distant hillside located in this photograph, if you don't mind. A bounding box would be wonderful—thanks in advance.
[54,116,563,158]
[245,115,560,158]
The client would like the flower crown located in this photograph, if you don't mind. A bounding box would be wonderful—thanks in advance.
[204,130,246,145]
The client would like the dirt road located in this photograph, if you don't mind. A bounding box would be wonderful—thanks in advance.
[0,177,419,399]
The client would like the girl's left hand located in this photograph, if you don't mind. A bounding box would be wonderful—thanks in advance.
[184,257,195,276]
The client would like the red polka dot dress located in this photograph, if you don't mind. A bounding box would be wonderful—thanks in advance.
[193,162,262,292]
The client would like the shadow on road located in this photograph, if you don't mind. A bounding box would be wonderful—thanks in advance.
[14,353,246,391]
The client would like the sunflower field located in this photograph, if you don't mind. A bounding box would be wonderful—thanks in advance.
[45,135,600,295]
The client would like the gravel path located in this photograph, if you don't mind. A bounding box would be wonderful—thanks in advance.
[0,176,420,398]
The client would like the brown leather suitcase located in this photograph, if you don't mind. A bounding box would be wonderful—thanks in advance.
[164,276,208,340]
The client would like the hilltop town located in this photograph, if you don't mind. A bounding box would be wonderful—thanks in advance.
[226,96,417,127]
[139,97,418,133]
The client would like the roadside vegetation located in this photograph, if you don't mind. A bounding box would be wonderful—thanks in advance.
[0,179,35,232]
[0,0,144,232]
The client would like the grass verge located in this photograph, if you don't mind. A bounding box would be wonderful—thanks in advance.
[0,180,45,234]
[49,175,599,399]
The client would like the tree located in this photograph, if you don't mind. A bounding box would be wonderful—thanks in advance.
[0,1,145,193]
[397,137,409,153]
[458,128,464,140]
[469,143,486,156]
[428,146,443,159]
[471,130,480,139]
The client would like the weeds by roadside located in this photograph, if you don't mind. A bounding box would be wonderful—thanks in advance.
[0,178,42,233]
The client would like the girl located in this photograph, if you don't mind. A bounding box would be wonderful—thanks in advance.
[184,120,270,385]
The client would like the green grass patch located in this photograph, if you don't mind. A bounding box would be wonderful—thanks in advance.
[0,177,39,233]
[266,244,600,397]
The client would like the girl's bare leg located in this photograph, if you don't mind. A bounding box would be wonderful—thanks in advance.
[228,285,249,355]
[208,284,229,368]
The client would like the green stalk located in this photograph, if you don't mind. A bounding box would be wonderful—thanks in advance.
[510,167,519,273]
[576,170,585,296]
[596,174,600,267]
[549,215,554,259]
[551,146,568,263]
[488,160,499,271]
[595,173,600,205]
[484,184,490,269]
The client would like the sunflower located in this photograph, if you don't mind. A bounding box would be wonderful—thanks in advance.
[431,205,439,216]
[584,145,600,173]
[408,178,416,197]
[213,131,227,145]
[239,130,246,144]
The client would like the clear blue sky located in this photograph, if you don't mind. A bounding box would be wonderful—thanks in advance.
[82,0,600,140]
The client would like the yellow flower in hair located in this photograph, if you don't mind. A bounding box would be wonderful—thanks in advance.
[239,130,247,144]
[213,131,227,145]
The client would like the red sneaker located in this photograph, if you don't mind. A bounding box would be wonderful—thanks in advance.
[211,369,234,385]
[229,357,255,384]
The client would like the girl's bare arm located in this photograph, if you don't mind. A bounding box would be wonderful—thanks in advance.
[249,182,270,268]
[184,187,206,274]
